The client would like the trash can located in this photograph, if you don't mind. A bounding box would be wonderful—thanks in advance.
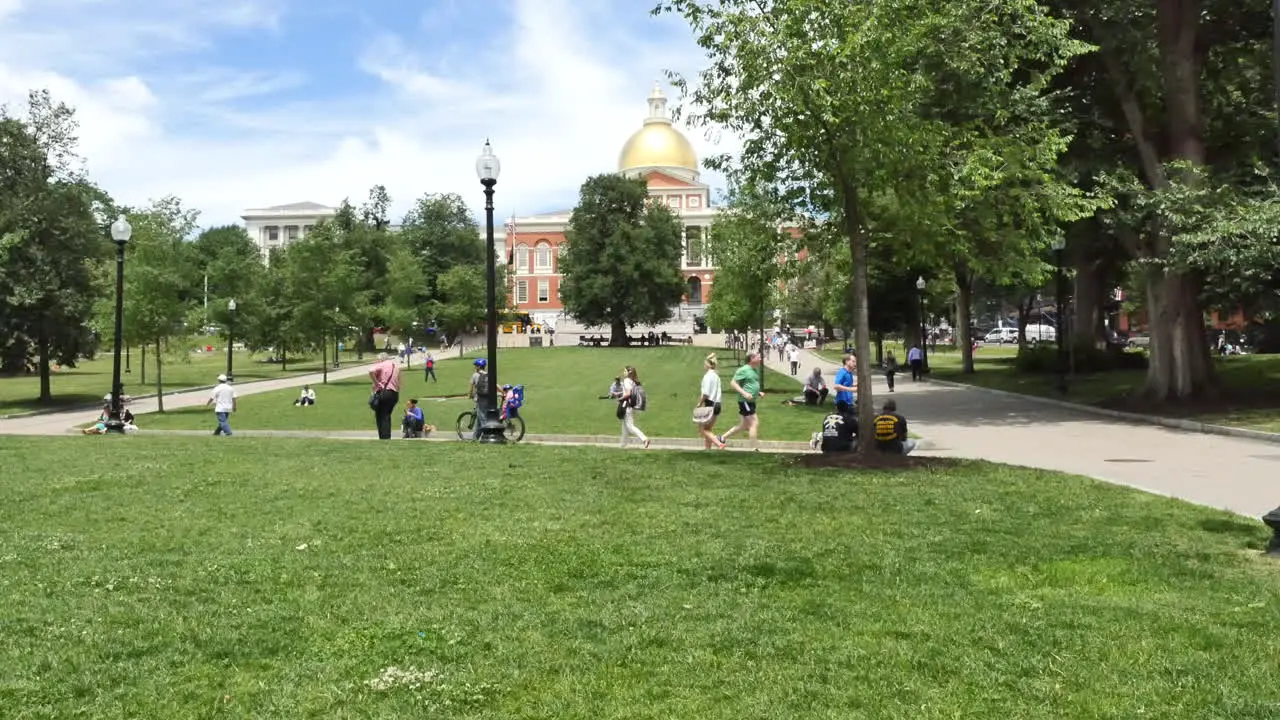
[530,336,544,348]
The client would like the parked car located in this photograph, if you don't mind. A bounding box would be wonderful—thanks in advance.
[983,325,1057,345]
[1127,333,1150,349]
[983,327,1019,344]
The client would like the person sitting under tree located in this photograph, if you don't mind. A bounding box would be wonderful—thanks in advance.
[872,399,917,455]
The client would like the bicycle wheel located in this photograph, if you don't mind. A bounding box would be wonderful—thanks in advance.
[455,411,476,440]
[504,414,526,442]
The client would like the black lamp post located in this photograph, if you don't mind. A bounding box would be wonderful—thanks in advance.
[916,275,929,373]
[105,214,132,434]
[225,298,237,382]
[333,307,341,369]
[476,139,506,444]
[1051,236,1068,394]
[1263,507,1280,556]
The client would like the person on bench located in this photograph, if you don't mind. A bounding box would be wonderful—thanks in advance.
[401,398,434,438]
[872,399,917,455]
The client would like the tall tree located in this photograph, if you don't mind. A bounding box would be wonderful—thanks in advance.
[657,0,1086,441]
[189,225,262,330]
[558,174,685,344]
[122,196,199,411]
[279,222,362,383]
[0,90,110,401]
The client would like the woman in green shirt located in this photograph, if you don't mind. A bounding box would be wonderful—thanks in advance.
[719,352,765,449]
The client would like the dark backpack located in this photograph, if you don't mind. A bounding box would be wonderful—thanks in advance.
[475,372,490,397]
[631,384,647,411]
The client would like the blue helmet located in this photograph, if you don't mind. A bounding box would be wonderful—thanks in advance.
[473,358,487,368]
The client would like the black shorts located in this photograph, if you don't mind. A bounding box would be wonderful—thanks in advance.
[737,400,757,417]
[703,399,722,416]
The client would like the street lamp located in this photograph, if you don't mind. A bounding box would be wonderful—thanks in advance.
[105,214,132,434]
[1051,236,1067,394]
[916,276,929,374]
[225,298,237,382]
[476,139,506,443]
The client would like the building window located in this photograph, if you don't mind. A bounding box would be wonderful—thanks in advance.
[688,196,701,208]
[537,280,550,303]
[515,243,530,273]
[535,241,552,271]
[286,226,299,241]
[515,280,529,304]
[685,226,702,267]
[687,276,703,304]
[267,226,279,242]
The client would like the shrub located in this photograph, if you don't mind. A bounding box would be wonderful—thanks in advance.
[1013,343,1148,374]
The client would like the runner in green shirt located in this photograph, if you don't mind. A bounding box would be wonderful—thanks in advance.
[719,352,766,450]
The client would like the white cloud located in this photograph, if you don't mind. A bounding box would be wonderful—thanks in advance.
[0,0,740,228]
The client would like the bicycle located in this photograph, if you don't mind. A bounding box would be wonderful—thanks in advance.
[455,384,526,442]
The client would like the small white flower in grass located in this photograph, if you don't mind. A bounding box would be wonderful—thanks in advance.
[365,666,442,691]
[295,543,308,551]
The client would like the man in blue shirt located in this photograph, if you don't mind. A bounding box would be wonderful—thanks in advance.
[832,354,857,415]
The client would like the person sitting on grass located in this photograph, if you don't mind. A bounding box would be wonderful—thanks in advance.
[812,404,857,452]
[293,385,316,406]
[600,377,623,400]
[872,399,917,455]
[804,368,829,405]
[400,398,434,438]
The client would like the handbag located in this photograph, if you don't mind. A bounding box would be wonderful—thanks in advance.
[692,406,715,424]
[615,401,627,420]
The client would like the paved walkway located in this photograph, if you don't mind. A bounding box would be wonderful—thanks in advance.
[762,347,1280,517]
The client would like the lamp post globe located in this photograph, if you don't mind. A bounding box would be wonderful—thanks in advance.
[476,139,506,444]
[105,214,132,433]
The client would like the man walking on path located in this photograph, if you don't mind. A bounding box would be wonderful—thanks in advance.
[206,374,237,436]
[907,345,924,381]
[424,353,437,383]
[833,355,857,415]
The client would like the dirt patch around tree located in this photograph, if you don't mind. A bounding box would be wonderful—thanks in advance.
[788,452,965,471]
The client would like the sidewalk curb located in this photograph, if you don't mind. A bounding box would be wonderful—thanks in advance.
[0,359,379,421]
[924,376,1280,446]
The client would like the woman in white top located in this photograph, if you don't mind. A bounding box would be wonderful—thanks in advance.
[619,365,650,449]
[697,353,726,449]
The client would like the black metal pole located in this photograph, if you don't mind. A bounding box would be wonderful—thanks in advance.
[1274,0,1280,159]
[105,241,126,433]
[125,345,131,374]
[225,312,235,382]
[918,292,928,373]
[1056,248,1068,395]
[478,179,506,443]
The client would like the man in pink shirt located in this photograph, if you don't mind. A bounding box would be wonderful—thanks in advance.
[369,352,402,439]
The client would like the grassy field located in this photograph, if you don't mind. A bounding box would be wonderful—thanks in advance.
[2,436,1279,718]
[137,346,833,441]
[0,341,367,417]
[926,346,1280,432]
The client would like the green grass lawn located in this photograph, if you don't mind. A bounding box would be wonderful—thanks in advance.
[0,342,367,417]
[928,347,1280,432]
[2,436,1278,718]
[138,346,833,441]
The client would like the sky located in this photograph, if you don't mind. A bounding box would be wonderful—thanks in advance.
[0,0,737,228]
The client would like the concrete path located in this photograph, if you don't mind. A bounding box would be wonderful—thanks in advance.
[761,347,1280,517]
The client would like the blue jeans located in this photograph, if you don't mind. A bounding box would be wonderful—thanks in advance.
[214,412,232,436]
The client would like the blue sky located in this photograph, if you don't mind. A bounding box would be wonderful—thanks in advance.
[0,0,736,226]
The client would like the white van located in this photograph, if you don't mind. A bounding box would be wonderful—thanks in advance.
[983,325,1057,345]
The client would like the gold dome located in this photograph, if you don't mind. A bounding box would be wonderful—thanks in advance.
[618,84,699,173]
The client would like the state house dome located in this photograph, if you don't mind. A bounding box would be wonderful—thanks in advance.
[618,84,699,177]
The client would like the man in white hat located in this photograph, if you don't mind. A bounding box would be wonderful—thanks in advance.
[206,374,237,436]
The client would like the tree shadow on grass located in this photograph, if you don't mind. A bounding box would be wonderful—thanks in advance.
[1197,517,1272,552]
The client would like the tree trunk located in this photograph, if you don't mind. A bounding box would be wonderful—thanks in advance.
[1073,259,1103,348]
[954,268,975,373]
[609,318,628,346]
[1017,297,1032,348]
[281,341,287,372]
[840,180,874,454]
[37,326,51,402]
[141,344,146,385]
[874,334,884,366]
[1143,267,1216,401]
[155,339,164,413]
[322,334,328,384]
